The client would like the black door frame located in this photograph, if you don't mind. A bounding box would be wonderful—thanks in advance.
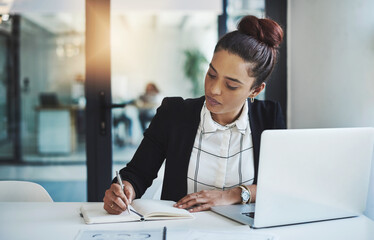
[10,15,22,163]
[85,0,113,202]
[0,15,21,163]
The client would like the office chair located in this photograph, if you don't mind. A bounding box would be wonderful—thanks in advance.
[0,181,53,202]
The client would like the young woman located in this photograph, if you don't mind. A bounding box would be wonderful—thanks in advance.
[104,15,285,214]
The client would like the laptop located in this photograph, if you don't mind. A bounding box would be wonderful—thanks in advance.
[39,93,59,107]
[211,128,374,228]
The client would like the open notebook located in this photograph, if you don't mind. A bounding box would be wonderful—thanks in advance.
[80,199,194,224]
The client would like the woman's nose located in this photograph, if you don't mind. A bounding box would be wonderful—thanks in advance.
[210,81,221,95]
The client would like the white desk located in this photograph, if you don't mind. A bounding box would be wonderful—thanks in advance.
[1,202,374,240]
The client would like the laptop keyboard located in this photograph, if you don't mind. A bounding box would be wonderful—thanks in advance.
[242,212,255,218]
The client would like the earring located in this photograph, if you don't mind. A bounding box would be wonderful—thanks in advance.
[251,97,254,103]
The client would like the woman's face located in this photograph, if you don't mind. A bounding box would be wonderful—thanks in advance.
[204,50,261,125]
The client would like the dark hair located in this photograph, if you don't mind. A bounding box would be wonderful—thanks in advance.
[214,15,283,88]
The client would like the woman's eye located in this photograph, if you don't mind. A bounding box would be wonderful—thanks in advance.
[226,83,238,90]
[208,73,216,79]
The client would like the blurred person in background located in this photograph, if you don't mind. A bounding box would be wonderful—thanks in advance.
[136,82,162,132]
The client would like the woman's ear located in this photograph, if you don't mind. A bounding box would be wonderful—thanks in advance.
[249,83,266,98]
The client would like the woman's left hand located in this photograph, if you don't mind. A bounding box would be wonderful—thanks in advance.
[173,188,241,212]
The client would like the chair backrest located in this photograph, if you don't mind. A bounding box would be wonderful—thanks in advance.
[0,181,53,202]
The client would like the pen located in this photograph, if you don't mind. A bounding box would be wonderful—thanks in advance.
[163,226,167,240]
[116,171,131,214]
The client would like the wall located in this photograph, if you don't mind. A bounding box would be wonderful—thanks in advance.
[288,0,374,129]
[288,0,374,219]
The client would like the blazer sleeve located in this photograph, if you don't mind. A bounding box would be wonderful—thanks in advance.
[274,101,286,129]
[250,100,286,184]
[250,100,286,131]
[116,97,175,198]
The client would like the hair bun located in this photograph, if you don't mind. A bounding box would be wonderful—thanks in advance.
[238,15,283,48]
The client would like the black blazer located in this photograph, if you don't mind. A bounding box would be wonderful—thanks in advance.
[119,96,286,201]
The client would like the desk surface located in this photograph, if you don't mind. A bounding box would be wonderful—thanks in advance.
[1,202,374,240]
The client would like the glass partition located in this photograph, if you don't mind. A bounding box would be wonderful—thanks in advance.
[0,11,87,202]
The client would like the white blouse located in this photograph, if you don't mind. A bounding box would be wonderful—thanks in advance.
[187,101,255,194]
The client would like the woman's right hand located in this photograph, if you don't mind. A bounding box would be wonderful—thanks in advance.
[103,180,136,214]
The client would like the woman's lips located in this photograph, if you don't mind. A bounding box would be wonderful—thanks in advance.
[206,96,221,106]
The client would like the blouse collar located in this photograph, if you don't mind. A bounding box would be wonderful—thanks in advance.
[201,101,249,135]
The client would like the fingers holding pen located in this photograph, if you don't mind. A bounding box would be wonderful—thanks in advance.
[103,185,126,214]
[103,183,132,214]
[123,181,136,205]
[115,172,136,208]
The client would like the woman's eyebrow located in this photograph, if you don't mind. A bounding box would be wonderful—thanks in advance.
[209,63,243,85]
[209,63,217,73]
[226,77,243,85]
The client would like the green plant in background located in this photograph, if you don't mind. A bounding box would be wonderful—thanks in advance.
[183,49,208,97]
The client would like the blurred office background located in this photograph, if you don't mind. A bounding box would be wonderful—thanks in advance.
[0,0,373,220]
[0,0,268,201]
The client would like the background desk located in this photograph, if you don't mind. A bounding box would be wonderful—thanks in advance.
[36,106,77,154]
[1,202,374,240]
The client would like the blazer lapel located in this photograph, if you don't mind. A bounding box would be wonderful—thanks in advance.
[178,97,204,182]
[162,97,204,200]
